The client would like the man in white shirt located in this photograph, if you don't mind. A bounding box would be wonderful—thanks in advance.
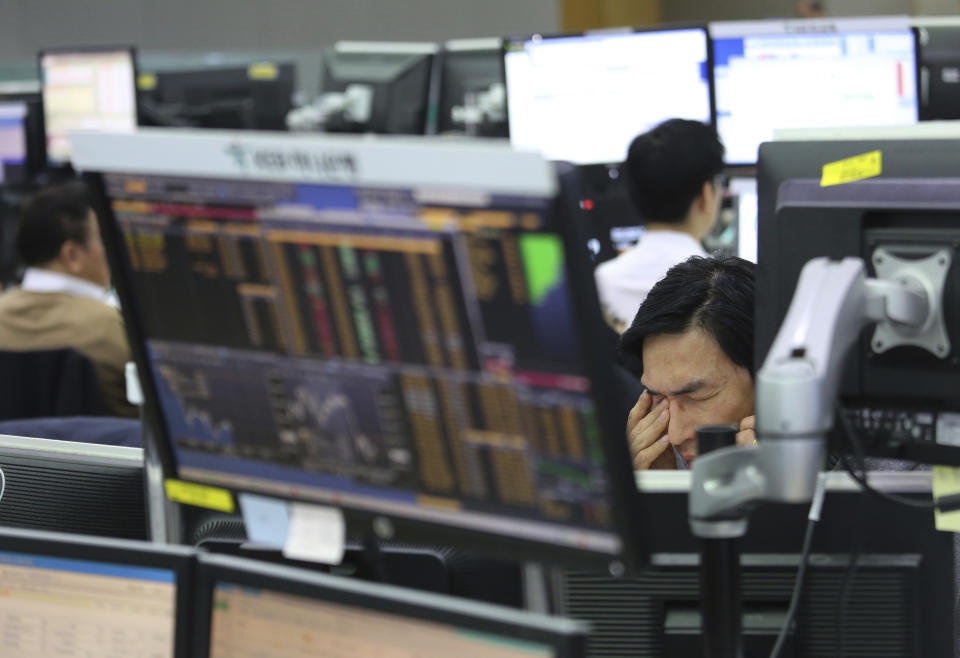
[594,119,725,333]
[0,182,134,416]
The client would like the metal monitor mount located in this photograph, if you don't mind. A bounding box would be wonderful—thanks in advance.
[689,252,949,657]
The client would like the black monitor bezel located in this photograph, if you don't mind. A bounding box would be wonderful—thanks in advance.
[85,171,179,488]
[139,62,296,131]
[191,552,588,658]
[916,24,960,121]
[37,44,141,167]
[83,153,648,573]
[501,23,717,166]
[0,527,194,658]
[712,23,923,167]
[319,43,438,136]
[756,137,960,466]
[435,39,507,137]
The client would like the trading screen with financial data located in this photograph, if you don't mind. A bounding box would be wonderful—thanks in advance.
[209,583,556,658]
[0,551,177,658]
[713,21,918,164]
[106,168,621,555]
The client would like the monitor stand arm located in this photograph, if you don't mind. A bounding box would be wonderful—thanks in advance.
[286,86,375,131]
[687,256,932,657]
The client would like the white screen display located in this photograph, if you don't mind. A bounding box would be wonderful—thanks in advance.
[41,49,137,163]
[0,551,176,658]
[505,29,712,165]
[728,176,757,263]
[210,584,555,658]
[714,28,918,165]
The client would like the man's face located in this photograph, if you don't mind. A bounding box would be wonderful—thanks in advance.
[640,327,754,466]
[71,210,111,289]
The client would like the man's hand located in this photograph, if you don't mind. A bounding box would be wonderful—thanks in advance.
[627,391,674,470]
[737,415,756,446]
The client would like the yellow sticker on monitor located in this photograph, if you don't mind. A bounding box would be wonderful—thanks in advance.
[932,466,960,532]
[820,150,882,187]
[137,73,157,90]
[248,62,279,80]
[164,479,235,513]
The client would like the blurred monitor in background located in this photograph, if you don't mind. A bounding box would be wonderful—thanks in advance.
[0,102,28,185]
[436,38,507,138]
[711,17,918,165]
[504,27,713,166]
[137,62,295,131]
[315,42,436,135]
[39,47,138,165]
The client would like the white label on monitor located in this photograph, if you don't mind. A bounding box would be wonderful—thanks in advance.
[70,129,557,197]
[936,413,960,447]
[709,16,912,38]
[239,493,291,548]
[283,502,346,564]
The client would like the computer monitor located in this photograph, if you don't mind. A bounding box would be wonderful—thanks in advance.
[138,62,295,131]
[39,46,138,164]
[553,163,644,269]
[557,471,954,657]
[436,38,507,137]
[757,135,960,465]
[0,434,148,539]
[917,25,960,120]
[504,27,713,165]
[0,90,45,184]
[75,130,644,571]
[0,527,194,658]
[319,42,437,135]
[0,102,28,184]
[193,552,587,657]
[711,17,919,166]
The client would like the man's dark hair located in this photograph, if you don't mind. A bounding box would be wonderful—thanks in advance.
[620,255,754,375]
[17,181,93,266]
[622,119,725,224]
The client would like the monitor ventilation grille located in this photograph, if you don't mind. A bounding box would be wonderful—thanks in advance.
[0,462,147,540]
[561,564,915,657]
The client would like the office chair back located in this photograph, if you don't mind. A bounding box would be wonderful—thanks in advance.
[0,348,105,419]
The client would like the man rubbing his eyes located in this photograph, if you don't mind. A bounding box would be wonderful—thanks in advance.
[620,255,755,470]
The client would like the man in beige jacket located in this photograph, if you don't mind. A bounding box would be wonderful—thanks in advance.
[0,182,134,417]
